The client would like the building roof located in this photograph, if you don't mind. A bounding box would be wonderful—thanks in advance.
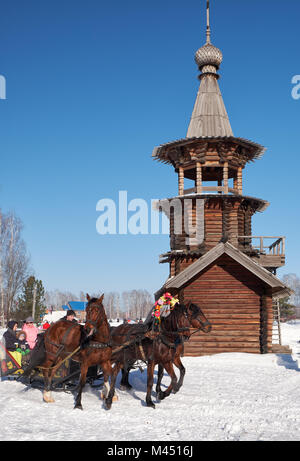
[156,242,291,299]
[62,301,87,311]
[152,136,266,164]
[187,73,233,138]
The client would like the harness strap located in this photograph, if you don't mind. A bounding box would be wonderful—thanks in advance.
[87,342,111,349]
[37,346,81,372]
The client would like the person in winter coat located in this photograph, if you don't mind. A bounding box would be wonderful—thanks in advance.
[22,317,39,350]
[2,321,19,351]
[16,331,31,365]
[62,310,78,323]
[2,321,22,366]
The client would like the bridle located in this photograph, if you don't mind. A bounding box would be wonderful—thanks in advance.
[85,304,103,337]
[187,302,211,335]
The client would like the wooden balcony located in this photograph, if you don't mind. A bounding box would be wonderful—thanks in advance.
[237,236,286,271]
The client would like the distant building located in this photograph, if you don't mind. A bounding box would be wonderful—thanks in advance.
[62,301,87,323]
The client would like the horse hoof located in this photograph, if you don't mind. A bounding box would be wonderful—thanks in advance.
[43,391,55,403]
[74,404,83,410]
[157,391,165,401]
[112,394,119,402]
[105,400,112,410]
[147,401,155,409]
[120,384,132,391]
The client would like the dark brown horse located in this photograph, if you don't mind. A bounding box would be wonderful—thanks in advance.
[119,301,211,401]
[110,303,191,408]
[155,301,211,400]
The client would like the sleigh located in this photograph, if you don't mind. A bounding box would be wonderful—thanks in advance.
[0,341,23,378]
[0,341,103,392]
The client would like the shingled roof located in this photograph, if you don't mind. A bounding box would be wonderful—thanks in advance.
[156,242,291,299]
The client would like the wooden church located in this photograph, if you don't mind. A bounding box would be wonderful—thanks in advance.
[153,1,291,356]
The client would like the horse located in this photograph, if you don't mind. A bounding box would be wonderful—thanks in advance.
[109,303,191,408]
[119,301,211,401]
[73,294,116,410]
[155,301,211,399]
[23,294,116,410]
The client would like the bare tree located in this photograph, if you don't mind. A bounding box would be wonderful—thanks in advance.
[121,289,154,320]
[44,289,79,310]
[282,273,300,306]
[0,211,30,325]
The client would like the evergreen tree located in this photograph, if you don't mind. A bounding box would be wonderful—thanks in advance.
[279,296,296,319]
[15,276,46,322]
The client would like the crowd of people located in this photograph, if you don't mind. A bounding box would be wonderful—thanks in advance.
[1,309,77,367]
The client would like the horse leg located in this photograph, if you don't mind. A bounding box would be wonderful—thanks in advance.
[105,361,121,409]
[74,360,89,410]
[157,361,178,401]
[43,366,55,403]
[120,361,134,390]
[155,363,164,395]
[101,361,117,410]
[146,359,156,409]
[173,355,185,391]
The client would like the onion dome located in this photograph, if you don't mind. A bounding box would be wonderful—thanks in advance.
[195,42,223,73]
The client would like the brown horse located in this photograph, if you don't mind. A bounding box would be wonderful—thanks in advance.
[110,303,191,408]
[155,301,211,400]
[29,294,115,410]
[73,294,116,410]
[40,316,82,404]
[119,301,211,400]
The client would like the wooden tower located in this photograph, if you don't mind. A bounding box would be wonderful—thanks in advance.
[153,1,291,355]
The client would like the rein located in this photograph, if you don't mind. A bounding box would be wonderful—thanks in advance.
[37,346,81,372]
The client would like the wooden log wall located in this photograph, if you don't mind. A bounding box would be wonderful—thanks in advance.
[204,199,223,250]
[182,254,273,356]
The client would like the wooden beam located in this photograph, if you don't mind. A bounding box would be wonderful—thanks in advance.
[196,162,202,194]
[178,167,184,196]
[223,162,228,194]
[237,166,243,195]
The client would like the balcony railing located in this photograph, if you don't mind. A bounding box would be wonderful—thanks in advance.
[236,236,286,256]
[183,186,240,195]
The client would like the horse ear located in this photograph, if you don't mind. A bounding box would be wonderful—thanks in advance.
[86,293,91,301]
[99,293,104,303]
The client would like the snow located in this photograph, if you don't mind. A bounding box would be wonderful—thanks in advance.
[41,311,66,323]
[0,322,299,441]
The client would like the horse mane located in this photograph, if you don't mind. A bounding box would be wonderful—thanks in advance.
[161,303,185,331]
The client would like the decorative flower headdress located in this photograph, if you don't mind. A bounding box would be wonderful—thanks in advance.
[151,292,179,325]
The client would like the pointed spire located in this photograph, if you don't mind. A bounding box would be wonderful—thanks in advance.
[187,0,233,138]
[206,0,211,44]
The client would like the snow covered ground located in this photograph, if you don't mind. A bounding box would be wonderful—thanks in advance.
[0,322,299,441]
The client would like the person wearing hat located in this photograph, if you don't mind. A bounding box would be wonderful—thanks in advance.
[2,321,19,352]
[2,320,23,366]
[62,309,78,323]
[22,317,39,350]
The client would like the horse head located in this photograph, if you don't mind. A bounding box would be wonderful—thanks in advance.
[85,293,105,337]
[185,301,212,333]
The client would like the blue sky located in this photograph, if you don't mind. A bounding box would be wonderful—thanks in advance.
[0,0,299,297]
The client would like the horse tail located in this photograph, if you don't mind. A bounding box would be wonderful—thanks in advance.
[22,334,46,377]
